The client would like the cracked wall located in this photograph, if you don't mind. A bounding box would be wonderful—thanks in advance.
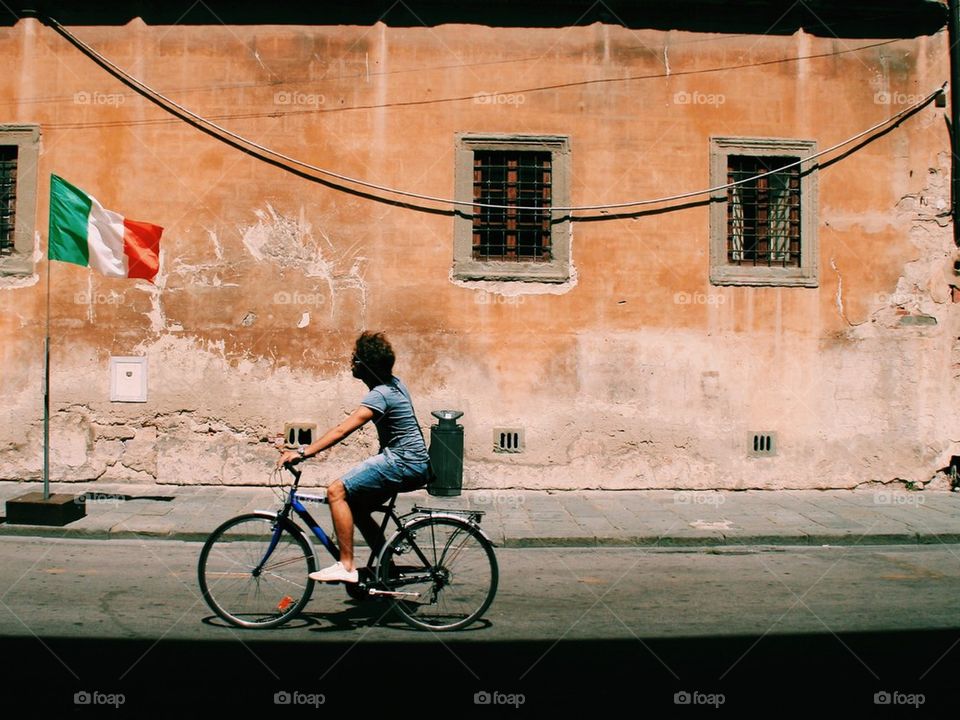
[0,20,956,489]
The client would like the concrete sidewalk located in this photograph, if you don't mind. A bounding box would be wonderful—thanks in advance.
[0,480,958,547]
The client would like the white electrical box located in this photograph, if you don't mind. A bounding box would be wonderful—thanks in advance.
[110,356,148,402]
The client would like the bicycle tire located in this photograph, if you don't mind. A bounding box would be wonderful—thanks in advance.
[376,516,498,631]
[198,513,316,629]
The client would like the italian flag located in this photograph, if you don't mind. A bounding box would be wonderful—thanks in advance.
[48,175,163,282]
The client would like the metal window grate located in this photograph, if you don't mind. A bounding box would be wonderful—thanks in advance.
[473,150,552,262]
[0,145,17,257]
[727,155,801,268]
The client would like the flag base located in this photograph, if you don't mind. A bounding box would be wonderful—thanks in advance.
[5,492,86,526]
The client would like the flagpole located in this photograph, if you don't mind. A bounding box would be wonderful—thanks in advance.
[43,238,51,500]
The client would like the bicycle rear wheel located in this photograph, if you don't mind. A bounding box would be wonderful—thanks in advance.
[377,516,498,631]
[198,514,316,629]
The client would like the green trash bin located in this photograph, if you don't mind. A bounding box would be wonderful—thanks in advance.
[428,410,464,497]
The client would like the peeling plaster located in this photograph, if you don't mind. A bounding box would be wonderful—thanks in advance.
[168,232,238,289]
[145,274,166,335]
[85,274,94,324]
[208,228,224,260]
[862,154,954,329]
[0,231,42,289]
[830,257,851,325]
[0,272,39,289]
[0,328,376,483]
[240,203,368,321]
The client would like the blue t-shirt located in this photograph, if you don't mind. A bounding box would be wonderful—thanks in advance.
[360,377,429,464]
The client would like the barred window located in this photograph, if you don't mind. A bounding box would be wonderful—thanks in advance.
[726,155,801,268]
[710,137,817,287]
[0,145,16,258]
[472,150,552,262]
[454,134,571,283]
[0,125,39,276]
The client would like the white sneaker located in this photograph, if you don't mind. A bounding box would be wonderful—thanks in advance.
[309,561,358,583]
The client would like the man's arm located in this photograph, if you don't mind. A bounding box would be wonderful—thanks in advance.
[277,405,375,465]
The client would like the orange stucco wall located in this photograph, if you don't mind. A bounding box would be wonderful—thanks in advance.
[0,18,956,489]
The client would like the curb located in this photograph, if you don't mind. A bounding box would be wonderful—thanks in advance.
[1,525,955,547]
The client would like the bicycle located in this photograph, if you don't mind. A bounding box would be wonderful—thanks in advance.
[197,463,498,631]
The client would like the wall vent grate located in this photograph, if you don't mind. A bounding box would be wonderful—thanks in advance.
[285,423,317,447]
[494,427,524,453]
[748,431,777,457]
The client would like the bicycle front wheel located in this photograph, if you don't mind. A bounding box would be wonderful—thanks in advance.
[198,514,316,629]
[377,517,498,631]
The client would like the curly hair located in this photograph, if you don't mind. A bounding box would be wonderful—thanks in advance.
[353,331,395,383]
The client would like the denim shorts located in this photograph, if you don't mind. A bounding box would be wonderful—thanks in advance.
[341,447,429,511]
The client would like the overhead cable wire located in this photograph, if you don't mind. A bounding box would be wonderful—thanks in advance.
[38,38,903,129]
[45,15,944,214]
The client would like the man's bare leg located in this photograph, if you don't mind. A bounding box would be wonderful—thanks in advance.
[327,480,356,571]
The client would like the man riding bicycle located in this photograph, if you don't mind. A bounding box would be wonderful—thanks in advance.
[276,331,430,583]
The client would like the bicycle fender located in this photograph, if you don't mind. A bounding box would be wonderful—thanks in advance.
[396,513,499,547]
[458,520,497,547]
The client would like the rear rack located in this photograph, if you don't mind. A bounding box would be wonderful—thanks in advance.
[407,505,486,524]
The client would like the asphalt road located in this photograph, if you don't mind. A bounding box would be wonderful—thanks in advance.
[2,537,959,714]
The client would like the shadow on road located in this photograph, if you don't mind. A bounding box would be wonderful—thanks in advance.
[6,628,958,714]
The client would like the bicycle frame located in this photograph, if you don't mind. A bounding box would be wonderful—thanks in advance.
[259,465,426,579]
[259,465,492,586]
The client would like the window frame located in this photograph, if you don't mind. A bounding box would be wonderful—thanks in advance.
[709,136,818,287]
[453,133,571,283]
[0,125,40,276]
